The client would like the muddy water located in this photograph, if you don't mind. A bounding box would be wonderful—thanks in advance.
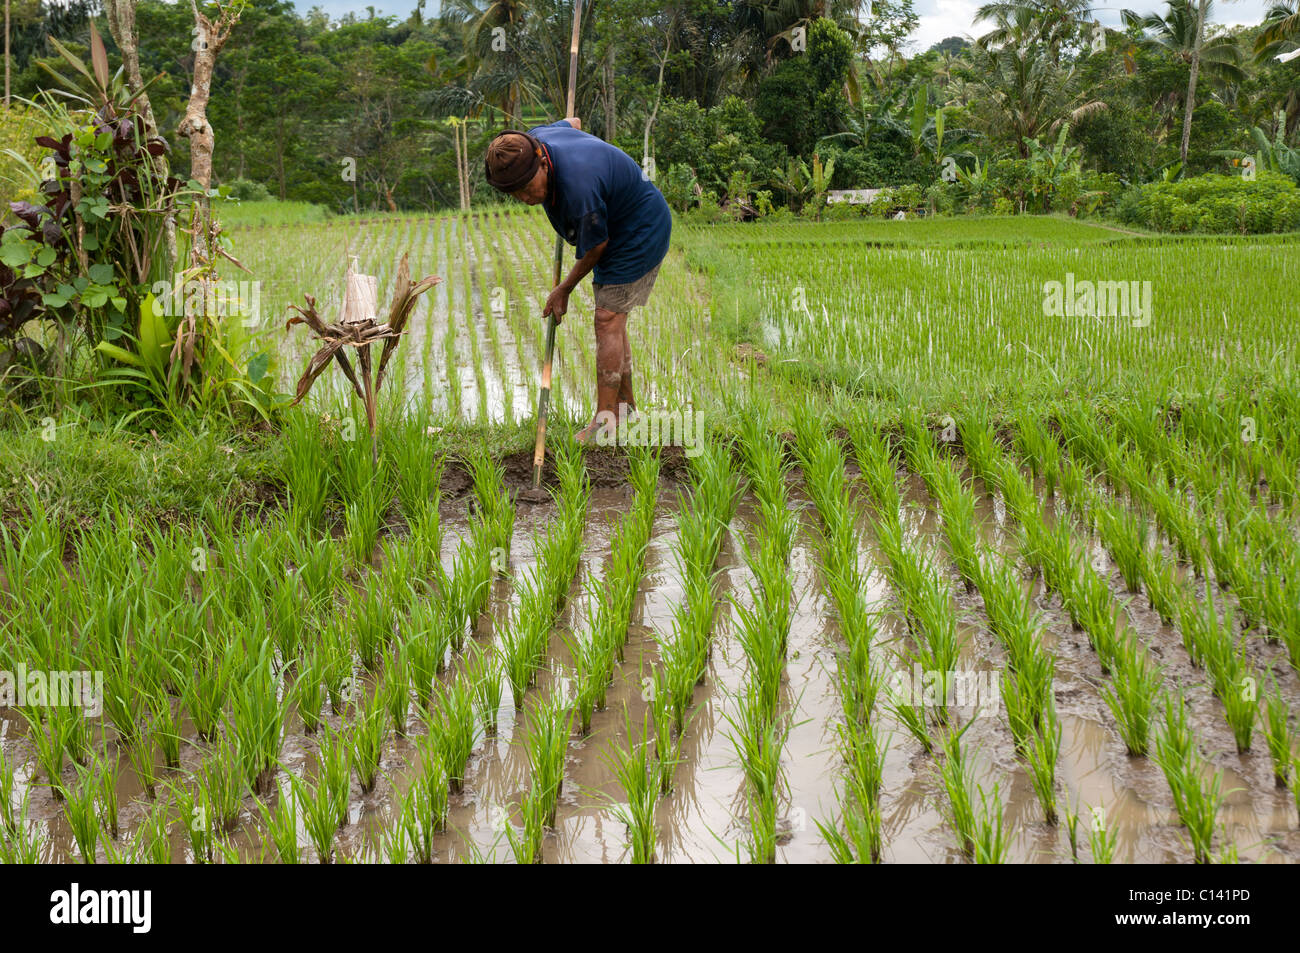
[5,453,1299,863]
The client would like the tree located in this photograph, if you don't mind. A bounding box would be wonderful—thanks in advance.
[1179,0,1208,164]
[966,13,1107,156]
[756,17,854,155]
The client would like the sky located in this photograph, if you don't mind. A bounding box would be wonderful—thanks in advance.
[295,0,1281,54]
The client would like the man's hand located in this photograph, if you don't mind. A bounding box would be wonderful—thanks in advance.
[565,116,582,131]
[543,284,570,323]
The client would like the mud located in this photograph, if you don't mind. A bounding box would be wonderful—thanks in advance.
[5,450,1298,864]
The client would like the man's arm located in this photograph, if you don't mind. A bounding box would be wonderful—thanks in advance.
[544,240,606,322]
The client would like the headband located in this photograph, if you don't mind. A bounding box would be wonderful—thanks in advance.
[484,130,545,193]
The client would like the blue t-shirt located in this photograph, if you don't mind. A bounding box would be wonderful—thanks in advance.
[529,120,672,285]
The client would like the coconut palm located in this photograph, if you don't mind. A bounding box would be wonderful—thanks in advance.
[966,11,1107,156]
[1121,0,1245,85]
[1255,1,1300,59]
[975,0,1094,59]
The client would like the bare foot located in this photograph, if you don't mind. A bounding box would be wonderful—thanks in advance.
[576,412,617,446]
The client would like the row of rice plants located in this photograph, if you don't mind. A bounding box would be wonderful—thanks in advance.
[1091,402,1300,677]
[498,440,590,710]
[846,417,1010,861]
[601,439,741,862]
[979,413,1244,860]
[788,414,885,863]
[903,418,1062,831]
[1049,409,1294,766]
[726,413,799,863]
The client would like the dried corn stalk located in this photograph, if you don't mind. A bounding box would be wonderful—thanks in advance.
[285,253,440,463]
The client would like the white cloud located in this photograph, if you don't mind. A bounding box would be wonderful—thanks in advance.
[903,0,1277,54]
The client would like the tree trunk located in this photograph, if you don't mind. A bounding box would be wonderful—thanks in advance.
[1179,0,1209,167]
[603,44,616,138]
[642,14,676,175]
[177,1,241,269]
[103,0,172,262]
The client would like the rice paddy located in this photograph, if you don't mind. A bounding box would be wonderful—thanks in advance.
[2,210,1299,864]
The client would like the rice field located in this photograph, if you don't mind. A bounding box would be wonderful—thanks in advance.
[2,210,1299,864]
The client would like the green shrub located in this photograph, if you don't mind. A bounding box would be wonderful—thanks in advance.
[1121,171,1300,234]
[225,178,274,202]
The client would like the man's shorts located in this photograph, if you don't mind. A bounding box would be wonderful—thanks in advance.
[592,263,661,314]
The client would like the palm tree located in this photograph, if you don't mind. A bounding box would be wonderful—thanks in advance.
[975,0,1094,59]
[966,11,1107,156]
[441,0,534,123]
[1255,1,1300,59]
[1253,3,1300,134]
[1122,0,1244,158]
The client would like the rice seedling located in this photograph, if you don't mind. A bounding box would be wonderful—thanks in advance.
[21,706,72,798]
[283,410,333,533]
[971,784,1012,864]
[507,788,548,865]
[818,795,884,865]
[1064,800,1081,860]
[199,738,246,834]
[603,707,659,864]
[324,623,356,717]
[466,448,515,564]
[391,783,423,864]
[351,581,397,674]
[937,725,977,857]
[435,677,478,793]
[463,641,503,736]
[524,692,572,827]
[131,800,173,865]
[1096,501,1148,594]
[1102,636,1163,756]
[0,747,15,834]
[293,648,327,735]
[349,687,389,794]
[1023,709,1061,825]
[95,746,122,840]
[0,792,42,864]
[64,761,101,863]
[1088,806,1117,864]
[183,639,237,744]
[732,595,785,723]
[1219,664,1258,755]
[1140,548,1181,626]
[382,648,412,737]
[389,414,445,530]
[1262,673,1294,787]
[849,418,902,518]
[229,638,287,795]
[292,534,340,617]
[316,726,353,827]
[293,772,340,864]
[404,599,453,707]
[255,784,300,864]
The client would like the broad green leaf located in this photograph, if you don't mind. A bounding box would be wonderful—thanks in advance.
[247,351,269,384]
[138,294,171,375]
[88,263,114,284]
[0,244,29,268]
[36,246,56,267]
[95,340,144,367]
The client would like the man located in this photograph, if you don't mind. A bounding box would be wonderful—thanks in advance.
[484,118,672,444]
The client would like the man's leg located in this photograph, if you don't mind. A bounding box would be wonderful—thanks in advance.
[618,327,635,418]
[577,306,626,443]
